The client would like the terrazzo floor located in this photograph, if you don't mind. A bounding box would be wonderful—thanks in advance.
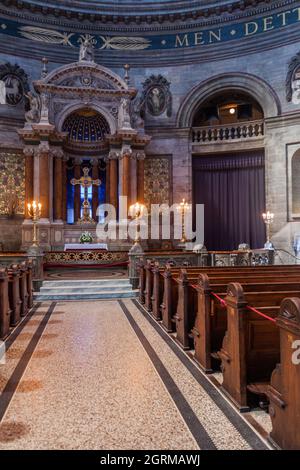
[0,299,272,450]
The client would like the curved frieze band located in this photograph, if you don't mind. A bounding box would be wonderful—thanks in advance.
[0,7,300,52]
[0,4,299,66]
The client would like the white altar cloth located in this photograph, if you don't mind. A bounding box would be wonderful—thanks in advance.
[64,243,108,251]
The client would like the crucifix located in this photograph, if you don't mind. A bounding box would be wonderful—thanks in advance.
[71,167,101,224]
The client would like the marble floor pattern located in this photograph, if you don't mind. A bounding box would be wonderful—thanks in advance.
[0,300,271,450]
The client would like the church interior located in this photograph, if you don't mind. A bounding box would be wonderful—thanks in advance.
[0,0,300,454]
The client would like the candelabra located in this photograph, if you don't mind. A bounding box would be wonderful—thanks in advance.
[262,211,274,249]
[27,201,42,248]
[178,198,190,243]
[129,202,146,244]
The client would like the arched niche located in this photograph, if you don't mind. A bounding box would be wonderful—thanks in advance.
[177,73,281,128]
[192,90,264,127]
[56,102,116,135]
[62,108,110,143]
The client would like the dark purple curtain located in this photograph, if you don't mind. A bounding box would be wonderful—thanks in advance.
[193,151,266,250]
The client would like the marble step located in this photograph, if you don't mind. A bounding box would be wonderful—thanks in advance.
[42,279,131,287]
[34,290,138,301]
[39,286,134,294]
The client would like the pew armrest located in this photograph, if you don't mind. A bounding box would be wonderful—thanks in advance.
[268,385,286,410]
[218,348,231,363]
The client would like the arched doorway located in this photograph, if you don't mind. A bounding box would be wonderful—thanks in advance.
[191,90,266,250]
[62,108,110,224]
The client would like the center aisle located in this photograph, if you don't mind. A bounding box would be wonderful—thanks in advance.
[0,300,270,450]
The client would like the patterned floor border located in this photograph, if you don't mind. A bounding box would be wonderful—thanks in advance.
[128,298,272,451]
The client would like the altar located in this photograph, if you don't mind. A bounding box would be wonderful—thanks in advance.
[19,35,151,253]
[64,243,108,251]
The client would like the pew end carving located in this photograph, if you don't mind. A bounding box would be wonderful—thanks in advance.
[0,267,10,339]
[268,297,300,450]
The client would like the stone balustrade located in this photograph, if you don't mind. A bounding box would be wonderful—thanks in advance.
[192,120,264,144]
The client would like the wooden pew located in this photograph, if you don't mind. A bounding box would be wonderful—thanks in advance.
[160,265,300,333]
[138,259,146,304]
[174,269,300,353]
[26,260,33,309]
[19,261,29,317]
[218,283,300,411]
[7,264,22,327]
[193,273,300,372]
[144,260,154,312]
[161,266,207,333]
[154,265,205,322]
[0,267,10,339]
[144,261,203,313]
[268,297,300,450]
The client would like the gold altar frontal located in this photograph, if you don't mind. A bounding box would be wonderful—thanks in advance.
[44,250,129,268]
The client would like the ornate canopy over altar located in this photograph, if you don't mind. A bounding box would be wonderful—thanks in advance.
[18,39,151,251]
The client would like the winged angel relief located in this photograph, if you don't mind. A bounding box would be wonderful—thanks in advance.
[19,26,151,51]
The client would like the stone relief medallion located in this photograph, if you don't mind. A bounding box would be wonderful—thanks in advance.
[146,87,166,116]
[2,74,23,105]
[141,75,172,117]
[286,52,300,103]
[0,63,29,107]
[80,76,93,87]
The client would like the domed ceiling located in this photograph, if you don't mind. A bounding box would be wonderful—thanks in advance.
[0,0,298,66]
[62,109,110,143]
[1,0,280,20]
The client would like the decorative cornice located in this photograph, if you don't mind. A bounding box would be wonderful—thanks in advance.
[34,82,136,99]
[0,0,297,31]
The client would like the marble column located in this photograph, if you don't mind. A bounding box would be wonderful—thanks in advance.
[92,160,99,222]
[37,143,50,220]
[74,159,81,222]
[53,151,63,221]
[24,147,34,218]
[129,156,137,208]
[137,155,145,205]
[105,159,110,204]
[62,157,68,222]
[109,157,118,212]
[122,154,130,211]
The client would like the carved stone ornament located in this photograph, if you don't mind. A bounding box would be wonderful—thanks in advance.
[108,150,120,160]
[78,34,96,63]
[141,75,172,117]
[118,97,132,130]
[24,91,40,123]
[286,51,300,103]
[0,62,30,106]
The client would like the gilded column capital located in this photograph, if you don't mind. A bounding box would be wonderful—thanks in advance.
[121,144,132,159]
[108,150,121,160]
[36,141,50,158]
[135,151,146,161]
[23,146,35,158]
[50,147,64,159]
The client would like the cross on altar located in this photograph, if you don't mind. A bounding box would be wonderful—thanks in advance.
[71,167,101,224]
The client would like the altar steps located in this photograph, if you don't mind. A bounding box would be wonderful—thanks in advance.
[34,279,138,301]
